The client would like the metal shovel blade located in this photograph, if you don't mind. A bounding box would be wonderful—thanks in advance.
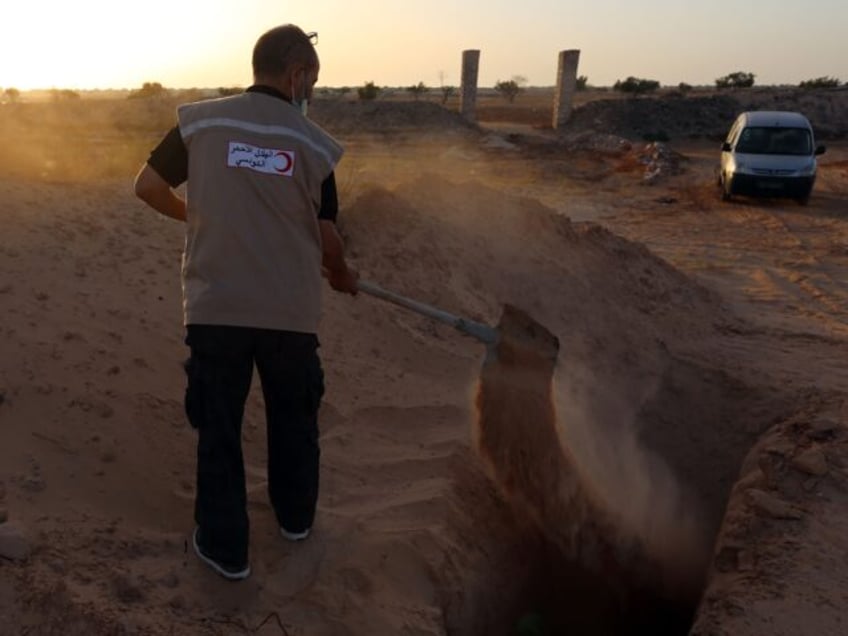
[357,280,499,345]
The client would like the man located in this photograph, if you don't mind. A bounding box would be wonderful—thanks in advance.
[134,24,358,581]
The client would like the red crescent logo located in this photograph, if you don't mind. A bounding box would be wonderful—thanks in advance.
[274,151,293,174]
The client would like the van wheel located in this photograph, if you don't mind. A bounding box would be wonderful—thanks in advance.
[720,175,732,202]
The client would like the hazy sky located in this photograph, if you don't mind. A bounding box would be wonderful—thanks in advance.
[3,0,845,90]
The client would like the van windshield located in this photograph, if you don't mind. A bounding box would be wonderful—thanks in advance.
[735,127,812,155]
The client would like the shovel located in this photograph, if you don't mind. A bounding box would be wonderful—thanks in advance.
[357,280,499,345]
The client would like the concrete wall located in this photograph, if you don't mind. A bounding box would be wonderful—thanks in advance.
[460,50,481,122]
[553,50,581,129]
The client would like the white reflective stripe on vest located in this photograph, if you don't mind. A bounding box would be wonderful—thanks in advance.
[180,117,339,169]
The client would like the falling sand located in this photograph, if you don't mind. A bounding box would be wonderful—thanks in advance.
[473,305,707,612]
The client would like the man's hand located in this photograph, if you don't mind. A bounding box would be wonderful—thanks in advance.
[319,219,358,295]
[326,266,359,295]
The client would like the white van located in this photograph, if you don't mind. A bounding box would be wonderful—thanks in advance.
[719,111,826,205]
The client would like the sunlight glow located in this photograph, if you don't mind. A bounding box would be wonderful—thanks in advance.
[2,0,846,91]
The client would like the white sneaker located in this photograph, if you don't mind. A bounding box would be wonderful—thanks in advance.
[192,527,251,581]
[280,526,310,541]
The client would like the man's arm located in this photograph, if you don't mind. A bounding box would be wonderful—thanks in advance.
[319,219,358,295]
[134,125,188,222]
[133,163,187,222]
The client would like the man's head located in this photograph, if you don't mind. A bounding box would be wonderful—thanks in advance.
[252,25,319,105]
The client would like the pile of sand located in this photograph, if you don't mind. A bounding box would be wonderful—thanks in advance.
[565,89,848,140]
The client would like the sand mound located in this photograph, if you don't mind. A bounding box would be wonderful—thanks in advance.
[565,90,848,140]
[337,177,798,627]
[341,175,790,524]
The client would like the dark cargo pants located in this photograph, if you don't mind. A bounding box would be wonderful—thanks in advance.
[184,325,324,566]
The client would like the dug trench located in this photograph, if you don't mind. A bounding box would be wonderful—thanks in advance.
[341,178,807,634]
[443,306,796,635]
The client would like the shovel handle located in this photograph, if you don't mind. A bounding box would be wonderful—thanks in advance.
[357,280,498,345]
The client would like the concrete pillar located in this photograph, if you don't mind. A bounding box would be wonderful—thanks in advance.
[460,50,481,122]
[553,49,581,130]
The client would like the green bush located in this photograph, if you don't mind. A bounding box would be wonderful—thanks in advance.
[799,76,840,89]
[494,79,522,103]
[715,72,755,89]
[128,82,168,99]
[357,81,380,101]
[576,75,589,91]
[406,81,428,100]
[613,76,660,95]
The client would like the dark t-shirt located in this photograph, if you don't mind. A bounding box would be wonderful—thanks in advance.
[146,85,339,222]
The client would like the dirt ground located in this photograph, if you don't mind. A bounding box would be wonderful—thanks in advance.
[1,90,847,635]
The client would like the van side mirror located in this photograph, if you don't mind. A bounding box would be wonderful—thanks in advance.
[721,142,732,152]
[815,145,826,156]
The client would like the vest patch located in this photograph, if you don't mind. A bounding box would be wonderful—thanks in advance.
[227,141,295,176]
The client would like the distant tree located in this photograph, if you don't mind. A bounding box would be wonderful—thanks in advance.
[3,87,20,104]
[715,71,755,89]
[128,81,169,99]
[358,81,380,100]
[50,88,80,101]
[575,75,589,91]
[613,76,660,95]
[678,82,693,94]
[335,86,352,98]
[439,85,455,105]
[494,75,527,103]
[406,81,428,101]
[437,70,455,105]
[799,76,840,89]
[494,79,520,102]
[217,86,243,96]
[494,78,524,103]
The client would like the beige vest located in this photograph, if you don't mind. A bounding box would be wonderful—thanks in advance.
[177,92,343,333]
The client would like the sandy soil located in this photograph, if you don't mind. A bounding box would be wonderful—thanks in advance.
[1,95,847,635]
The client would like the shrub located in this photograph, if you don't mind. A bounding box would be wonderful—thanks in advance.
[576,75,589,91]
[358,81,380,101]
[715,72,755,89]
[494,79,522,103]
[128,82,168,99]
[678,82,693,94]
[799,76,840,89]
[439,85,455,105]
[217,87,243,96]
[406,81,428,100]
[613,76,660,95]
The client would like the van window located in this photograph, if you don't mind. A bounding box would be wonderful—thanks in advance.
[735,127,812,155]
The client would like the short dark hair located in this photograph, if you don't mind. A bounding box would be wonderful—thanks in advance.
[252,25,318,78]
